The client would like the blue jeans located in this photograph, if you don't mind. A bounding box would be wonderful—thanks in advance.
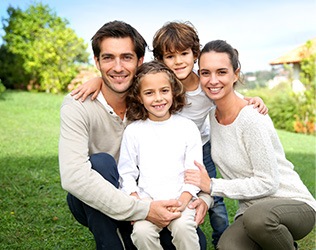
[203,141,229,247]
[67,153,207,250]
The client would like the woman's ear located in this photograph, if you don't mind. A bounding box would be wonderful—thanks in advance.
[234,68,240,82]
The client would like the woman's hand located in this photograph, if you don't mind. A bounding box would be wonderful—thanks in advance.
[187,198,208,225]
[185,161,211,193]
[71,77,103,102]
[245,96,269,115]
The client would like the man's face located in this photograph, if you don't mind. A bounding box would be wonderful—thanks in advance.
[94,37,143,94]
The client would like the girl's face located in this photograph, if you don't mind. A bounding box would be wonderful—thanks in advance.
[199,51,239,101]
[162,48,196,81]
[139,72,173,121]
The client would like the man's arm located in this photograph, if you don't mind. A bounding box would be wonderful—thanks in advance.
[59,95,149,221]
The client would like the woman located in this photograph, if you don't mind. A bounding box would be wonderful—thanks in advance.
[185,39,316,250]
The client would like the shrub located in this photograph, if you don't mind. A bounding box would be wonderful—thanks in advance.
[0,79,6,97]
[241,82,297,133]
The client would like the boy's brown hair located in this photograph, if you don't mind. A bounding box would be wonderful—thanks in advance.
[152,21,201,61]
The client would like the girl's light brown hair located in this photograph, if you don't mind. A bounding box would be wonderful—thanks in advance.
[126,61,186,121]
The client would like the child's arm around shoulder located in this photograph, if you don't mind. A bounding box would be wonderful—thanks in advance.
[71,76,103,102]
[244,96,269,115]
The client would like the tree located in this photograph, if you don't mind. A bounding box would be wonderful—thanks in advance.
[0,3,89,93]
[294,39,316,134]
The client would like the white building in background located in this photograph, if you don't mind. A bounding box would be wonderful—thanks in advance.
[269,37,316,93]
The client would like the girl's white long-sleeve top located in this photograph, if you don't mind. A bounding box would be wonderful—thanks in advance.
[210,105,316,219]
[118,114,202,200]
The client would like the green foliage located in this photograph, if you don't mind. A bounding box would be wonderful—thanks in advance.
[0,3,89,93]
[0,79,6,97]
[293,39,316,134]
[243,70,276,89]
[0,91,315,250]
[242,82,298,132]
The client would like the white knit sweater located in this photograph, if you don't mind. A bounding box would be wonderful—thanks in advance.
[210,105,316,218]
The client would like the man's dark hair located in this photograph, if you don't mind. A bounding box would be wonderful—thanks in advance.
[91,20,147,59]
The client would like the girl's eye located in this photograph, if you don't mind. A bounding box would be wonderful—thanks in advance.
[162,89,170,93]
[218,70,227,75]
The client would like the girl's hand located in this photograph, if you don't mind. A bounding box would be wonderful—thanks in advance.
[71,77,103,102]
[185,161,211,193]
[245,96,269,115]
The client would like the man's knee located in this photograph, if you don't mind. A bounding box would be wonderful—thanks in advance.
[90,153,119,187]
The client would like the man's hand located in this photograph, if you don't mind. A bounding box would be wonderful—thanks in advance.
[188,198,208,225]
[146,200,181,228]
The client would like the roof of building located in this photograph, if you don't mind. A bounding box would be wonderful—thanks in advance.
[270,37,316,65]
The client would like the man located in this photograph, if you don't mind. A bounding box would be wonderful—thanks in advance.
[59,20,211,249]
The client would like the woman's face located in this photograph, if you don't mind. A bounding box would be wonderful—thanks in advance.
[198,51,239,101]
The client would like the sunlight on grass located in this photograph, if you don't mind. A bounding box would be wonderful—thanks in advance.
[0,91,315,250]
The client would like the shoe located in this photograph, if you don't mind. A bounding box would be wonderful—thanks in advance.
[294,242,299,250]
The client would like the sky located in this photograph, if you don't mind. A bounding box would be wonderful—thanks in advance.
[0,0,315,72]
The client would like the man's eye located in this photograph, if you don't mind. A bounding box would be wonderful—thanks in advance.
[124,55,133,60]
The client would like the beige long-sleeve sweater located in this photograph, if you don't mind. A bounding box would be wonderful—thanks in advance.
[59,93,150,221]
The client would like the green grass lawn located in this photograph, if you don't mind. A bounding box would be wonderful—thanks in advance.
[0,90,315,249]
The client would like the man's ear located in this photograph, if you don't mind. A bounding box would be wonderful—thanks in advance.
[138,57,144,67]
[94,56,101,71]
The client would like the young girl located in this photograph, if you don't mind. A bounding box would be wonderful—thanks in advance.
[185,40,316,250]
[119,60,201,250]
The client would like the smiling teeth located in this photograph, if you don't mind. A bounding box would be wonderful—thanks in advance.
[155,105,165,109]
[210,88,221,91]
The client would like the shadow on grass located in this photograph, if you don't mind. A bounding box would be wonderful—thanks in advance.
[0,155,95,249]
[0,151,314,250]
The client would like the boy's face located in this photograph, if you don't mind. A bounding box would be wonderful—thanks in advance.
[162,48,197,81]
